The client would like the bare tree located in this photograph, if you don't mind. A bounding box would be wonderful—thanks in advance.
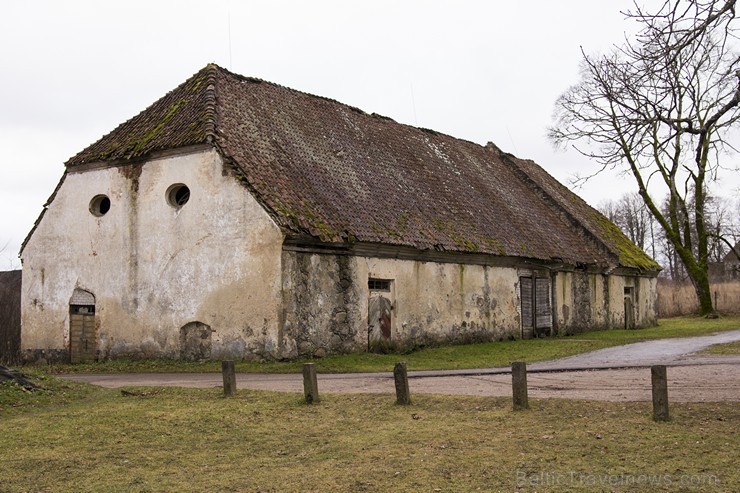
[598,192,657,256]
[705,193,739,261]
[550,0,739,315]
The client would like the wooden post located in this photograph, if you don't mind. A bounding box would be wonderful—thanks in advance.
[394,362,411,405]
[651,365,669,422]
[222,360,236,397]
[511,361,529,410]
[303,363,320,404]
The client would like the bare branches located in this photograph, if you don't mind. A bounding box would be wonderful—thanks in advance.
[625,0,737,56]
[550,0,739,315]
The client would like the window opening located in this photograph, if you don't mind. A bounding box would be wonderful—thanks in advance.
[166,184,190,207]
[368,278,391,292]
[89,195,111,217]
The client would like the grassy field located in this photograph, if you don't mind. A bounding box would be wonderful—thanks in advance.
[40,315,740,375]
[1,373,737,493]
[699,340,740,355]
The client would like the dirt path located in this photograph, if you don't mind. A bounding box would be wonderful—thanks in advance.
[63,331,740,402]
[64,361,739,402]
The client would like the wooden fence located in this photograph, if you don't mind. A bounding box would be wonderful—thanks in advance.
[657,278,740,317]
[0,270,21,364]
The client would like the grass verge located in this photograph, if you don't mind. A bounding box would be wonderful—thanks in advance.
[0,374,737,493]
[37,315,740,375]
[698,340,740,356]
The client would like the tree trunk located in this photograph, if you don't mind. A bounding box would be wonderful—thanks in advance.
[681,251,715,316]
[692,273,714,316]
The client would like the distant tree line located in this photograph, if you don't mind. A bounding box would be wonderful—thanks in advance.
[598,191,739,280]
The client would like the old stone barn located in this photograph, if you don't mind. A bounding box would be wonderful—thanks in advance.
[20,64,659,363]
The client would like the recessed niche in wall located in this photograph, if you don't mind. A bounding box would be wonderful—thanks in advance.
[89,195,111,217]
[166,184,190,208]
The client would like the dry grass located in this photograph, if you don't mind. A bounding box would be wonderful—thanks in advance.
[699,340,740,355]
[658,280,740,317]
[1,373,738,492]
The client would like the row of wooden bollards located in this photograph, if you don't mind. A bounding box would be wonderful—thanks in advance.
[511,361,671,421]
[221,360,671,422]
[299,362,412,405]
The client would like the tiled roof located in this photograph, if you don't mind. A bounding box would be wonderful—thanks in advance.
[66,64,659,272]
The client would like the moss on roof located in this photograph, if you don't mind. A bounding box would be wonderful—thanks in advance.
[66,67,214,165]
[590,211,661,271]
[64,64,660,274]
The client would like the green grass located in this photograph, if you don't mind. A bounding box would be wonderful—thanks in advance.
[0,374,737,492]
[0,370,102,418]
[698,340,740,355]
[38,315,740,375]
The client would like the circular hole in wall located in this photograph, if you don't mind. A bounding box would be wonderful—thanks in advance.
[89,195,111,217]
[166,184,191,208]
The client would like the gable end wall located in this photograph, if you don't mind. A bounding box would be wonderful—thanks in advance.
[21,149,284,361]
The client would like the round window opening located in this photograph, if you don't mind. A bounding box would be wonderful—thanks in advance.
[166,184,190,208]
[89,195,111,217]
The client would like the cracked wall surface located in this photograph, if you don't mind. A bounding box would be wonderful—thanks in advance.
[21,149,284,362]
[280,253,523,356]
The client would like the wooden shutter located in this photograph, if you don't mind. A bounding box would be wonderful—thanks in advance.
[520,277,533,331]
[535,277,552,330]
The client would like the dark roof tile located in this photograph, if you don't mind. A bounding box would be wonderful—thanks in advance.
[65,64,659,272]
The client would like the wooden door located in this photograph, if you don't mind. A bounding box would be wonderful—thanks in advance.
[70,305,96,363]
[624,287,636,330]
[520,275,552,338]
[368,295,392,352]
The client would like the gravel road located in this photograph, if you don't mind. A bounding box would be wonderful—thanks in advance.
[63,330,740,402]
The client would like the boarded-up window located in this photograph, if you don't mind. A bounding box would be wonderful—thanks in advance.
[520,275,552,338]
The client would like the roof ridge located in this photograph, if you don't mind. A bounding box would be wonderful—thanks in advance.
[207,63,491,153]
[203,64,219,144]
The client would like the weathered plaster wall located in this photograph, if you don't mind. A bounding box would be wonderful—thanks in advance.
[555,271,657,334]
[21,149,284,361]
[279,252,364,358]
[280,252,522,356]
[637,275,658,326]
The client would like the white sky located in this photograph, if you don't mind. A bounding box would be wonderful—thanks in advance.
[1,1,737,269]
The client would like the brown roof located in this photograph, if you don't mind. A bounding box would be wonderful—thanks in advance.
[66,64,659,272]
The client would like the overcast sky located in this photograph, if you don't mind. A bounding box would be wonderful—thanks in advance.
[1,1,737,269]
